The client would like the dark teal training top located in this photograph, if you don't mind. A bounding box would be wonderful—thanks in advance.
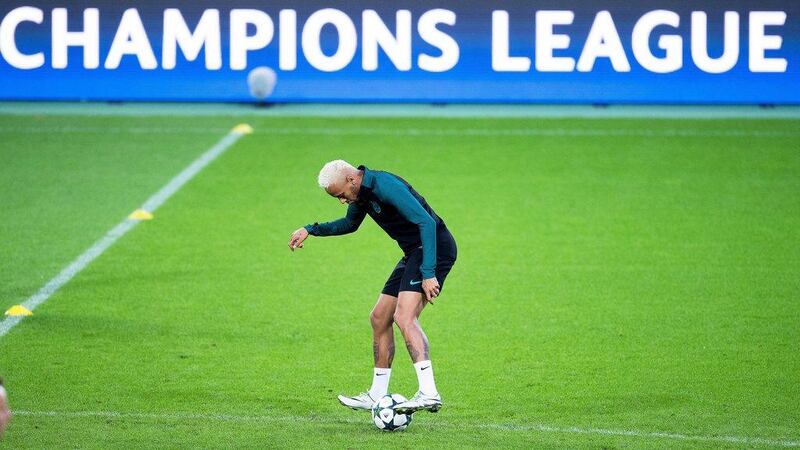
[305,165,446,279]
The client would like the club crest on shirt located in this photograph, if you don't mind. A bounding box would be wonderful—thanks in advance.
[370,200,381,214]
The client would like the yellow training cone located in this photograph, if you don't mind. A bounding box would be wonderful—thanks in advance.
[232,123,254,135]
[5,305,32,317]
[128,209,154,220]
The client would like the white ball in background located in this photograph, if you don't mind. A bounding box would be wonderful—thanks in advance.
[247,66,277,100]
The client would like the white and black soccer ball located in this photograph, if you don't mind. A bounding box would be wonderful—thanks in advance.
[371,394,412,432]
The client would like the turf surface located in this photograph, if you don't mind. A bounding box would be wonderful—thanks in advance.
[0,113,798,448]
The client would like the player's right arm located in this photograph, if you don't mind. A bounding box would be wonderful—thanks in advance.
[288,203,367,251]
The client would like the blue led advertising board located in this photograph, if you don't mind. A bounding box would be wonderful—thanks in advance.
[0,1,797,103]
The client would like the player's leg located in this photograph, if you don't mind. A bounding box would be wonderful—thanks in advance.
[394,232,457,414]
[338,258,405,411]
[337,293,398,410]
[393,290,442,413]
[368,294,397,397]
[371,293,397,368]
[393,291,429,363]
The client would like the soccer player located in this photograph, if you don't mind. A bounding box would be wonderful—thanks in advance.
[0,378,10,438]
[288,160,457,414]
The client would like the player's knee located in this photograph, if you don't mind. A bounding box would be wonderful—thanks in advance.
[370,310,392,330]
[392,311,414,331]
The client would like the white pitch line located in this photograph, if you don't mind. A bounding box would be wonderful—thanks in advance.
[13,410,799,447]
[0,125,798,138]
[0,126,230,135]
[266,126,800,138]
[0,126,250,338]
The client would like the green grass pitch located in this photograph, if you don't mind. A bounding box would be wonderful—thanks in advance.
[0,112,798,448]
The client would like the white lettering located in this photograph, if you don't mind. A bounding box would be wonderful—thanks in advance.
[632,10,682,73]
[492,10,530,72]
[362,10,412,71]
[691,12,739,74]
[162,9,221,70]
[302,8,357,72]
[52,8,99,69]
[104,9,157,69]
[230,9,274,71]
[0,7,44,69]
[279,9,297,70]
[417,9,459,72]
[535,11,575,72]
[577,11,630,72]
[749,11,787,72]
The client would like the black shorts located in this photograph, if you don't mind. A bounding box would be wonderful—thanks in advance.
[381,229,457,297]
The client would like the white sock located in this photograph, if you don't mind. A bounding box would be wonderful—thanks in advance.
[368,368,391,400]
[413,360,438,396]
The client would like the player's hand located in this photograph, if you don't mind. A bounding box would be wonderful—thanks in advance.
[0,382,10,439]
[288,227,308,252]
[421,277,440,304]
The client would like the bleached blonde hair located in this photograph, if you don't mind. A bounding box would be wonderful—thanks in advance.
[318,160,355,189]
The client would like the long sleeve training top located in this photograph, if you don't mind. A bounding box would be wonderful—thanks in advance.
[305,165,447,279]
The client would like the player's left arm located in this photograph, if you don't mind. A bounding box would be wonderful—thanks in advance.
[0,378,9,439]
[373,176,440,302]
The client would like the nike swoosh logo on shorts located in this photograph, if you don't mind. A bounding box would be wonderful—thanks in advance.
[409,280,422,285]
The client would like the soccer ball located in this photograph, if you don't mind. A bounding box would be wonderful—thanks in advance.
[371,394,412,432]
[246,66,277,100]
